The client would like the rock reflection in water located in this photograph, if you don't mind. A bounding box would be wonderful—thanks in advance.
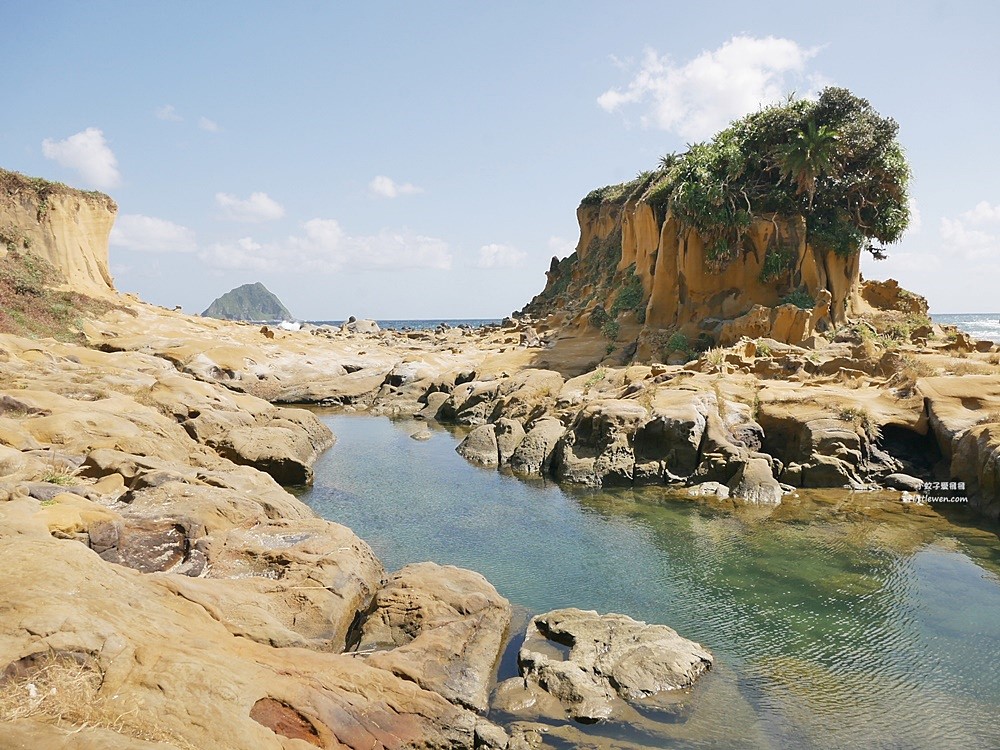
[303,414,1000,750]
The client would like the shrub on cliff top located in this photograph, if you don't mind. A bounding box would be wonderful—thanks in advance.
[0,168,117,217]
[620,88,910,263]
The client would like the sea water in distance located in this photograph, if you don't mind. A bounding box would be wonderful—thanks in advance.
[931,312,1000,342]
[305,314,996,341]
[302,413,1000,750]
[309,318,502,330]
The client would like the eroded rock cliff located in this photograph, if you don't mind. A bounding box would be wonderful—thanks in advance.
[523,88,911,362]
[0,169,117,298]
[524,184,863,358]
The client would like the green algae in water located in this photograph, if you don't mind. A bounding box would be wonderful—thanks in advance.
[302,414,1000,750]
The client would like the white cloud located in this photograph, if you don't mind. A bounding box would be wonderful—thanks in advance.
[607,53,630,71]
[598,36,824,140]
[201,237,272,271]
[547,236,576,259]
[939,216,998,261]
[938,199,1000,261]
[198,116,220,133]
[41,127,121,189]
[960,200,1000,224]
[110,214,197,253]
[477,243,527,269]
[199,219,452,273]
[369,175,423,198]
[155,104,182,122]
[215,192,286,222]
[907,197,922,234]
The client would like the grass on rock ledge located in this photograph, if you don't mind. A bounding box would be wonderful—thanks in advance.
[0,250,124,343]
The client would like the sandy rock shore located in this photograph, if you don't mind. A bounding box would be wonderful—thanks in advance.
[3,292,999,748]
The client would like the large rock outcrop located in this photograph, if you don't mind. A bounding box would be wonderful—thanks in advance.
[0,523,499,750]
[522,89,912,362]
[524,191,859,355]
[918,376,1000,519]
[0,169,117,298]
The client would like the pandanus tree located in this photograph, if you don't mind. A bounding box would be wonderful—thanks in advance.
[641,87,911,262]
[776,118,840,208]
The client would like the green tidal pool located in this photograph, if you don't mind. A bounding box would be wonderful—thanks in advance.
[301,413,1000,749]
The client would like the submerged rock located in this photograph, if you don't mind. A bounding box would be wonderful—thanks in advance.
[496,608,712,722]
[727,457,783,505]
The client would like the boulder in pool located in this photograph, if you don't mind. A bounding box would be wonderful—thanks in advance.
[496,607,712,722]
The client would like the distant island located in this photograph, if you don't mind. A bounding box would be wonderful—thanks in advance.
[201,281,292,321]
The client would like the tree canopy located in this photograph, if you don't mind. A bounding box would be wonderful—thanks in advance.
[590,88,911,264]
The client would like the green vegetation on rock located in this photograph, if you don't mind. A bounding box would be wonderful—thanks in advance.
[525,88,909,330]
[641,87,910,264]
[0,250,121,342]
[201,282,292,321]
[0,168,117,218]
[780,288,816,309]
[610,264,645,321]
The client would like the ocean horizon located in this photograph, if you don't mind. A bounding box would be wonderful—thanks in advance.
[931,312,1000,342]
[308,318,503,331]
[242,313,1000,342]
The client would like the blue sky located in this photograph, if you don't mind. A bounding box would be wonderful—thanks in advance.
[3,1,999,318]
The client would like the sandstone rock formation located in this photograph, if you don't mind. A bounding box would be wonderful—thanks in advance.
[918,375,1000,519]
[359,562,512,712]
[0,325,517,748]
[522,90,912,363]
[3,161,1000,749]
[0,169,116,298]
[430,325,1000,515]
[0,523,503,749]
[495,608,712,722]
[549,200,856,335]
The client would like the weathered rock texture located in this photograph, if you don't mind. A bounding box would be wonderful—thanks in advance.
[0,525,501,750]
[495,608,712,722]
[523,189,862,351]
[437,328,1000,516]
[360,562,512,712]
[0,328,513,748]
[0,169,117,298]
[918,376,1000,519]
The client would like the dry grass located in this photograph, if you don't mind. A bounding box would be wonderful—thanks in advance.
[704,347,725,369]
[0,654,197,748]
[839,406,882,442]
[39,467,79,486]
[0,250,123,343]
[947,361,994,376]
[0,167,117,211]
[896,354,938,383]
[584,367,607,389]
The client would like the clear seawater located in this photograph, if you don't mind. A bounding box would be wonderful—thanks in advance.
[301,414,1000,750]
[932,312,1000,342]
[308,318,502,331]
